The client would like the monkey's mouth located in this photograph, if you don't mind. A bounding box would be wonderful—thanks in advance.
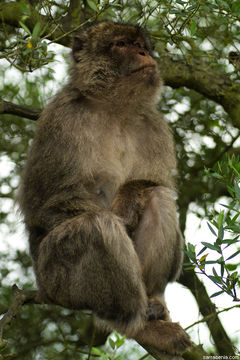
[131,65,156,73]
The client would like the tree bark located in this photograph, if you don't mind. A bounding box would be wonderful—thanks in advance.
[0,285,204,360]
[0,98,41,120]
[157,56,240,129]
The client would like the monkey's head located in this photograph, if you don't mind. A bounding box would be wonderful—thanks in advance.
[70,21,162,106]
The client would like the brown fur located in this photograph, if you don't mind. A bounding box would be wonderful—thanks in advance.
[18,21,191,353]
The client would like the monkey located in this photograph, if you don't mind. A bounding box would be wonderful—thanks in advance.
[229,51,240,68]
[18,21,191,355]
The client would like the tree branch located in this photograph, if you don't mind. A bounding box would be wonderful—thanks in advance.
[179,270,237,356]
[185,304,240,331]
[0,285,203,360]
[0,284,45,340]
[0,98,41,120]
[158,56,240,129]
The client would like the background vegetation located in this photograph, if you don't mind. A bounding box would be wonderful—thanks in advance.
[0,0,240,359]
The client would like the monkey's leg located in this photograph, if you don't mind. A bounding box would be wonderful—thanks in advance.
[132,186,191,354]
[133,186,183,300]
[112,183,183,320]
[35,210,148,337]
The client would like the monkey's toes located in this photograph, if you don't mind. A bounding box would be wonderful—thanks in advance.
[171,324,192,355]
[135,320,191,355]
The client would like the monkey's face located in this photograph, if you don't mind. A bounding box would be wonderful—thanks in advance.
[108,36,157,84]
[71,21,161,104]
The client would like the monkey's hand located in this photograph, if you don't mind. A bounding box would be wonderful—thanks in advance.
[110,180,158,236]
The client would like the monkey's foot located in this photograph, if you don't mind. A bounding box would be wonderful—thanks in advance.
[146,298,169,321]
[134,320,191,355]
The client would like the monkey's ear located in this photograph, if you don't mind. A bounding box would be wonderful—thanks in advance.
[72,35,85,62]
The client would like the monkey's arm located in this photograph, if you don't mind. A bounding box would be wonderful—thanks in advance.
[110,180,159,236]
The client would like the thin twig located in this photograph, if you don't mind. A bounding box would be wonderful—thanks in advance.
[0,285,42,340]
[184,304,240,331]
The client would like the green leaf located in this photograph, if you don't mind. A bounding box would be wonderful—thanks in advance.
[233,2,240,14]
[232,213,240,223]
[20,2,30,16]
[234,181,240,201]
[190,20,197,35]
[200,260,218,265]
[207,222,217,236]
[101,355,109,360]
[216,0,231,10]
[227,249,240,261]
[211,172,223,180]
[227,185,234,197]
[170,9,184,15]
[197,246,207,256]
[221,262,225,277]
[202,241,220,252]
[109,338,115,350]
[205,4,218,9]
[92,347,102,355]
[208,275,223,284]
[87,0,98,11]
[114,356,122,360]
[116,336,125,348]
[187,5,198,11]
[217,225,224,243]
[226,263,238,271]
[32,22,41,40]
[186,243,196,261]
[227,224,240,232]
[222,237,239,245]
[184,266,196,271]
[39,22,50,37]
[217,210,224,227]
[210,290,224,298]
[212,267,221,279]
[229,162,240,176]
[19,21,31,35]
[231,271,239,280]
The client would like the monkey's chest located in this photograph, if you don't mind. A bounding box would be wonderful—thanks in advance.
[89,127,162,203]
[97,125,157,180]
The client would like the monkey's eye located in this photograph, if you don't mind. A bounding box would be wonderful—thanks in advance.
[116,40,126,47]
[134,42,141,48]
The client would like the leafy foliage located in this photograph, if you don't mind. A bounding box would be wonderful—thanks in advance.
[185,156,240,301]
